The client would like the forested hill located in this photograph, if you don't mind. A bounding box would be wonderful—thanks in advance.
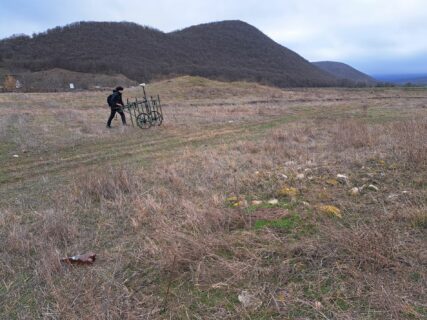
[0,20,337,87]
[312,61,376,85]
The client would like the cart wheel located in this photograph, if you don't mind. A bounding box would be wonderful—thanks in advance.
[136,113,151,129]
[150,111,163,126]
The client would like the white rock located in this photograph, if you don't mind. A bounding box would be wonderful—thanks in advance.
[268,199,279,205]
[251,200,263,206]
[13,154,19,158]
[304,169,314,179]
[238,290,262,309]
[279,174,288,180]
[296,173,305,180]
[368,184,379,191]
[387,194,399,200]
[350,187,360,195]
[336,174,349,184]
[211,282,229,289]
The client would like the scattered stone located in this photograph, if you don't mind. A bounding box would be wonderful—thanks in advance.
[296,173,305,180]
[278,187,299,198]
[386,193,400,203]
[268,199,279,205]
[349,187,360,196]
[226,196,238,202]
[301,201,311,207]
[276,291,287,302]
[233,200,248,207]
[402,191,410,195]
[238,290,262,309]
[326,178,338,186]
[336,174,349,184]
[368,184,379,191]
[61,252,96,265]
[251,200,263,206]
[211,282,229,289]
[314,301,323,310]
[279,174,288,180]
[255,171,260,175]
[387,194,399,202]
[13,154,19,158]
[226,196,247,207]
[304,169,314,180]
[319,205,342,218]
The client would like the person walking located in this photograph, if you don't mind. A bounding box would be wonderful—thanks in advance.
[106,86,127,128]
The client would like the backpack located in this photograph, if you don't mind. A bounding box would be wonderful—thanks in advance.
[107,93,115,107]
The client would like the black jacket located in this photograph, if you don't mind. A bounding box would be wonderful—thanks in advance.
[111,91,124,107]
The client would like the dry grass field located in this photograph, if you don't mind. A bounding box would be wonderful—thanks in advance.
[0,76,426,319]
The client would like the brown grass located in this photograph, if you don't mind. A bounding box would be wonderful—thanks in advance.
[1,78,426,319]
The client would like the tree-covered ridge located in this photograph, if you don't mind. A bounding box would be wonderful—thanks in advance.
[0,20,337,87]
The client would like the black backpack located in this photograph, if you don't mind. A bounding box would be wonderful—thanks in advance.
[107,93,115,107]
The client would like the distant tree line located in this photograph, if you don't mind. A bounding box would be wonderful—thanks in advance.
[0,20,371,88]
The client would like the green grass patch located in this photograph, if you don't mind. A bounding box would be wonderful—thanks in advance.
[414,305,427,317]
[409,272,422,282]
[254,214,300,231]
[196,288,239,309]
[334,298,351,311]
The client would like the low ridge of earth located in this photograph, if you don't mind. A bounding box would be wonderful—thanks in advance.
[1,77,426,319]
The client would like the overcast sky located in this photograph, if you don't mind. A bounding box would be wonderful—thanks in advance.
[1,0,426,75]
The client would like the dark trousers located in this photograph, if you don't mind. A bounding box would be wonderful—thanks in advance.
[107,106,126,126]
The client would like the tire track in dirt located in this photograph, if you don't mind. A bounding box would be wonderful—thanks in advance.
[0,123,237,175]
[0,124,249,186]
[0,124,264,206]
[3,93,426,177]
[0,110,297,203]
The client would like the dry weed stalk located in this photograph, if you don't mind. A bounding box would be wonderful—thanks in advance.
[1,86,426,319]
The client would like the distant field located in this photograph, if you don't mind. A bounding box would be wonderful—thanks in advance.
[0,77,426,319]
